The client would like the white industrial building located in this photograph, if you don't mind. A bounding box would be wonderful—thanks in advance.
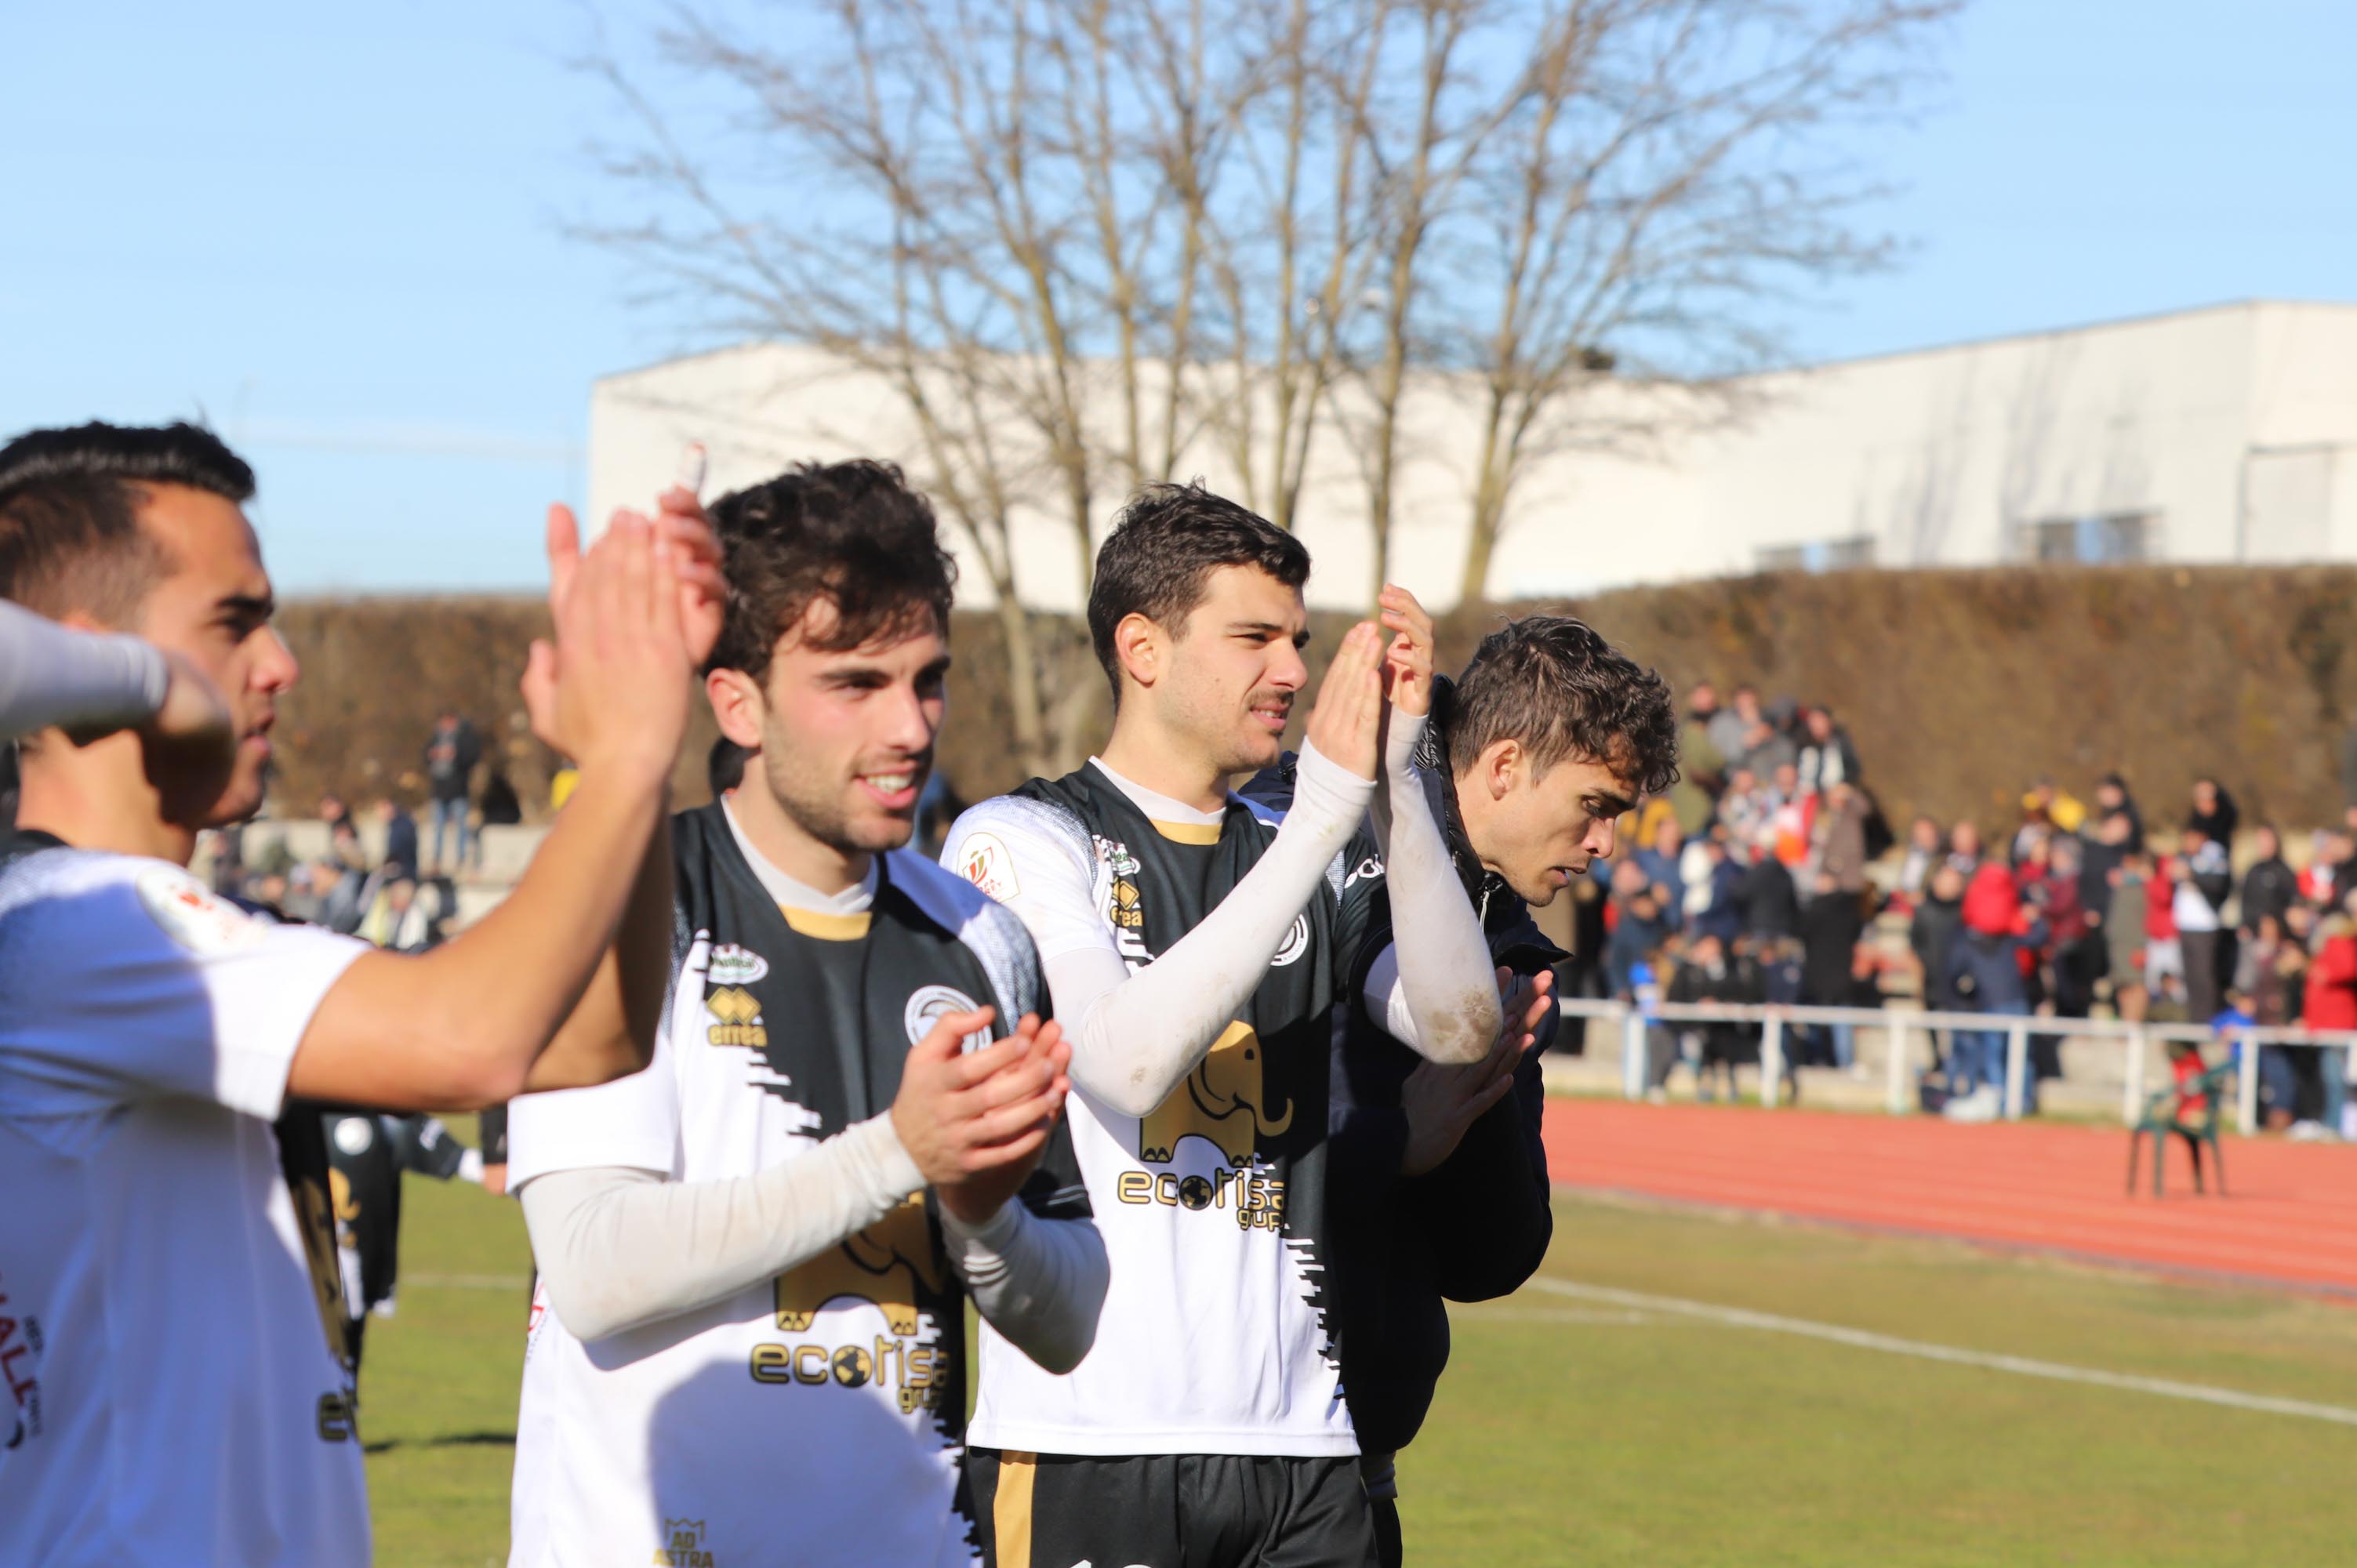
[590,299,2357,612]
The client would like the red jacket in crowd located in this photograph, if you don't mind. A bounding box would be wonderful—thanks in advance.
[2304,920,2357,1031]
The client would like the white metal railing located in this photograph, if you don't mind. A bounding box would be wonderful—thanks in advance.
[1556,996,2357,1136]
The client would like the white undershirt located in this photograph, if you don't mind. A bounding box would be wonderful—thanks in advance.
[1359,713,1505,1062]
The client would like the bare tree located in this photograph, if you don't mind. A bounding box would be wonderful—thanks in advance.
[1428,0,1960,602]
[575,0,1956,757]
[577,0,1389,771]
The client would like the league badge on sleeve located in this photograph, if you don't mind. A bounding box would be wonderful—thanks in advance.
[956,832,1019,902]
[135,866,267,955]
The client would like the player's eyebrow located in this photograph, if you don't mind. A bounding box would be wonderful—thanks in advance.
[1594,791,1636,818]
[217,592,275,622]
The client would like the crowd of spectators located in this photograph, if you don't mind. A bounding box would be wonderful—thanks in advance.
[208,710,529,950]
[1574,681,2357,1136]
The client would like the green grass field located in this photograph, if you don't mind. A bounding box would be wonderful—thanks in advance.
[365,1173,2357,1566]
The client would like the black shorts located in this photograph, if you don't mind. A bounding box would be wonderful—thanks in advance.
[966,1449,1377,1568]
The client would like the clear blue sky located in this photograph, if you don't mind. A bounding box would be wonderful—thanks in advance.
[5,0,2352,593]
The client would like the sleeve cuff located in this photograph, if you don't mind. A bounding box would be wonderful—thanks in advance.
[1293,740,1379,823]
[940,1193,1026,1254]
[845,1111,926,1206]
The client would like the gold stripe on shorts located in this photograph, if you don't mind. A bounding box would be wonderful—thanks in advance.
[993,1450,1037,1568]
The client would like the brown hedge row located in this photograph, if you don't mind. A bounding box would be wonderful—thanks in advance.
[267,567,2357,836]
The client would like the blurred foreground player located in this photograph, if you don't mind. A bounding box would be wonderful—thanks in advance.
[1302,615,1680,1566]
[507,462,1105,1568]
[0,421,713,1566]
[324,1110,486,1386]
[943,487,1502,1567]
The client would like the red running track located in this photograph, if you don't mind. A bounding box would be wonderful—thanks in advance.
[1542,1098,2357,1297]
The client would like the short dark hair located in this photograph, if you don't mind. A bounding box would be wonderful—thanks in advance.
[706,459,957,683]
[0,421,254,624]
[1442,615,1680,795]
[1088,483,1310,696]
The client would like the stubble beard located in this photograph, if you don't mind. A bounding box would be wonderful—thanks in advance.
[757,745,917,858]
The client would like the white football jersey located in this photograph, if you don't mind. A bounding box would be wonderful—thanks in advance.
[945,760,1378,1459]
[508,807,1053,1568]
[0,843,372,1567]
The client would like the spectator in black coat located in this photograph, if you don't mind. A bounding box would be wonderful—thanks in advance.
[1668,931,1762,1102]
[374,797,419,881]
[2093,772,2145,851]
[2187,778,2239,851]
[2076,810,2135,923]
[1738,842,1800,942]
[2239,825,2298,935]
[420,710,482,873]
[1799,871,1867,1069]
[1797,706,1862,794]
[1909,865,1967,1011]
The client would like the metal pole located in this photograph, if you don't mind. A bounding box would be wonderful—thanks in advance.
[2238,1031,2261,1137]
[1620,1004,1644,1102]
[2003,1021,2029,1120]
[1760,1011,1784,1110]
[2123,1026,2147,1128]
[1886,1007,1912,1116]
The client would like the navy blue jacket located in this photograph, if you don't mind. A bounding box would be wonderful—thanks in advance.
[1267,691,1559,1458]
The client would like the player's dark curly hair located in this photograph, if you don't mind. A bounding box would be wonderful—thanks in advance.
[1440,615,1680,795]
[706,459,957,682]
[1088,482,1310,700]
[0,421,254,625]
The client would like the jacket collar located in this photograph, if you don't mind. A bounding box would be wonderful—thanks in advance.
[1419,677,1514,927]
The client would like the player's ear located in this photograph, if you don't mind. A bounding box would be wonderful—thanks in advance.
[1113,612,1164,692]
[706,667,768,750]
[1482,738,1522,801]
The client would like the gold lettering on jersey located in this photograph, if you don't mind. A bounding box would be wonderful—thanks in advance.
[1115,1162,1287,1230]
[652,1516,717,1566]
[704,985,768,1049]
[1138,1022,1293,1166]
[749,1199,953,1414]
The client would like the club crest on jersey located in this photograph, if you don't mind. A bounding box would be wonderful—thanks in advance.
[1139,1021,1294,1167]
[706,986,768,1048]
[1269,912,1311,967]
[903,984,990,1051]
[956,831,1020,902]
[706,943,768,986]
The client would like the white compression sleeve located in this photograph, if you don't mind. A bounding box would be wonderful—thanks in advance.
[517,1112,924,1343]
[1366,712,1503,1063]
[1044,742,1376,1118]
[0,600,168,739]
[939,1200,1108,1375]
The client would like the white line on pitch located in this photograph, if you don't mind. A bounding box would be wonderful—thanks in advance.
[407,1273,532,1290]
[1527,1277,2357,1428]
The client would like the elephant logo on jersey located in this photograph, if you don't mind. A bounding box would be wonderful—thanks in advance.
[1139,1021,1295,1166]
[773,1196,946,1336]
